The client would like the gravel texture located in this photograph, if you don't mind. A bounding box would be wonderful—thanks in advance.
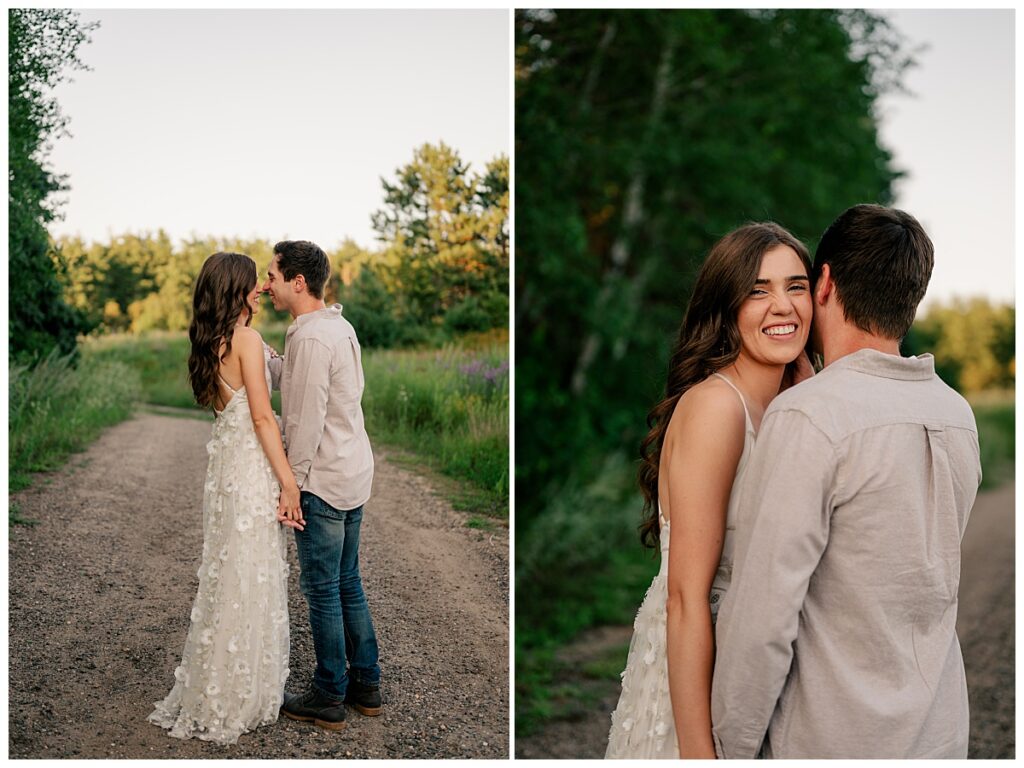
[517,481,1015,759]
[9,411,509,759]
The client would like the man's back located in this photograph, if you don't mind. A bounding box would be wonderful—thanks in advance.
[712,349,981,758]
[281,304,374,511]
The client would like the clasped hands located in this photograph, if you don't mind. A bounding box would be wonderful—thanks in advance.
[277,482,304,531]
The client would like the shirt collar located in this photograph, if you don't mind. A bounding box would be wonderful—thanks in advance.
[287,304,343,336]
[826,348,935,381]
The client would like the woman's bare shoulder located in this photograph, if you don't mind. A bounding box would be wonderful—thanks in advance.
[666,375,746,445]
[229,325,264,350]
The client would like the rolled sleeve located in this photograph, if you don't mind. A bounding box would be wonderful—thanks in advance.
[266,350,283,391]
[283,337,331,488]
[711,408,837,759]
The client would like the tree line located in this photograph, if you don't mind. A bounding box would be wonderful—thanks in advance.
[54,143,508,347]
[905,299,1014,394]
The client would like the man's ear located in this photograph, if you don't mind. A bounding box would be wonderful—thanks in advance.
[814,263,833,306]
[293,274,307,295]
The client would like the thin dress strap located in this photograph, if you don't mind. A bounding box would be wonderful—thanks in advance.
[217,371,238,394]
[712,372,754,432]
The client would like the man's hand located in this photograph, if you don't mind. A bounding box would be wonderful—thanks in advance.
[277,514,303,531]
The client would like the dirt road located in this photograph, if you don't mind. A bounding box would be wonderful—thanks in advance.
[517,481,1015,759]
[9,411,509,759]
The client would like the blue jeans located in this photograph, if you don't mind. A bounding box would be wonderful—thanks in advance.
[294,492,381,699]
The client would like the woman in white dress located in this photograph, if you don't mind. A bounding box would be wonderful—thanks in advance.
[606,223,814,758]
[148,252,304,745]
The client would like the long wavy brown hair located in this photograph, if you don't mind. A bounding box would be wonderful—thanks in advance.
[638,223,812,548]
[187,252,257,409]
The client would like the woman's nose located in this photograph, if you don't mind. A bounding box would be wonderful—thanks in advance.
[770,291,794,313]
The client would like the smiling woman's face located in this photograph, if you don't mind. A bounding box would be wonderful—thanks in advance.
[735,244,812,367]
[245,278,261,317]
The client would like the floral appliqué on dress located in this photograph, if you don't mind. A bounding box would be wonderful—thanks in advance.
[148,349,290,745]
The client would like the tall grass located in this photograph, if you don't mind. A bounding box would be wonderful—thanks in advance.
[9,350,142,494]
[361,333,509,516]
[83,331,196,408]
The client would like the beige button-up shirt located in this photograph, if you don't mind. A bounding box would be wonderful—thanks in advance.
[711,349,981,759]
[269,304,374,511]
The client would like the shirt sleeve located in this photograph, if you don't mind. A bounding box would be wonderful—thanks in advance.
[266,350,283,391]
[283,337,331,489]
[710,407,837,758]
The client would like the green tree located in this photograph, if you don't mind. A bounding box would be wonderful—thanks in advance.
[57,231,175,332]
[129,237,277,332]
[372,143,510,330]
[905,298,1015,393]
[9,9,97,359]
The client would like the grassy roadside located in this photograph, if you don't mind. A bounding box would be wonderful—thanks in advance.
[9,350,142,523]
[80,328,509,523]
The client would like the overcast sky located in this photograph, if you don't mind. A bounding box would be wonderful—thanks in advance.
[47,9,510,252]
[875,9,1013,307]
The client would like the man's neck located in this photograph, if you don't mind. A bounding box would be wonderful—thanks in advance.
[822,324,900,367]
[289,297,328,320]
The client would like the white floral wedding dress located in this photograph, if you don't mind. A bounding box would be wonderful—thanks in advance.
[605,372,754,758]
[148,352,290,745]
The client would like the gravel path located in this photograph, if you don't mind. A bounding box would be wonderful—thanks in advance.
[517,482,1015,759]
[9,412,509,759]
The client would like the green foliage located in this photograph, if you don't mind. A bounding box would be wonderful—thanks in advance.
[904,298,1015,393]
[444,295,493,334]
[361,332,510,516]
[371,143,510,332]
[57,231,175,332]
[970,395,1014,491]
[8,503,38,528]
[336,261,403,347]
[115,236,280,333]
[9,9,97,360]
[83,332,198,409]
[9,348,141,491]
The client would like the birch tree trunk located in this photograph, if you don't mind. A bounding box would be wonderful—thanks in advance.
[570,27,677,394]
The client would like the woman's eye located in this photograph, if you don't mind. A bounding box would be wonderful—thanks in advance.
[750,288,768,296]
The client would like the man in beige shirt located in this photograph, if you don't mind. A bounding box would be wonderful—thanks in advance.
[262,240,381,732]
[711,205,981,758]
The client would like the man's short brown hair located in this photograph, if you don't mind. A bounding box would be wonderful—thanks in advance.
[812,204,933,340]
[273,240,330,299]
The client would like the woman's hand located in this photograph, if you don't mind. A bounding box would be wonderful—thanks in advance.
[277,482,304,531]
